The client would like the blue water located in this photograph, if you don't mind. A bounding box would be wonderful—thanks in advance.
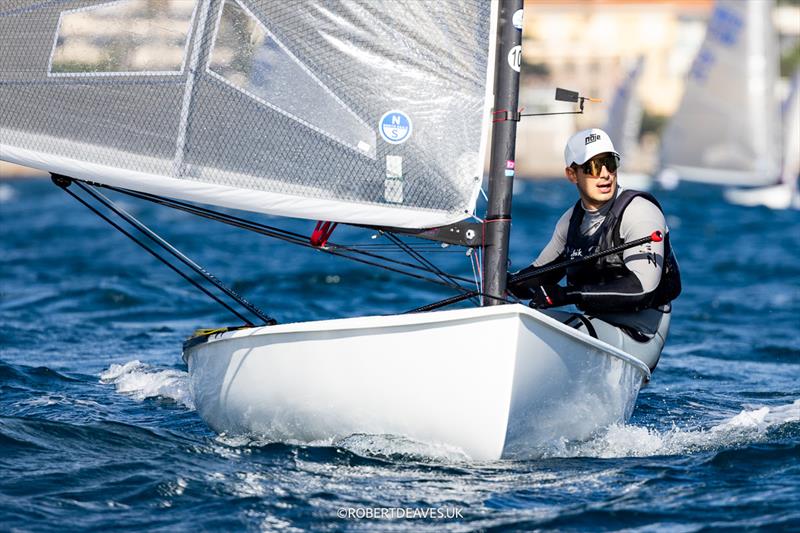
[1,177,798,531]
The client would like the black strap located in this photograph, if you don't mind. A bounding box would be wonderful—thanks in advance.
[565,313,598,339]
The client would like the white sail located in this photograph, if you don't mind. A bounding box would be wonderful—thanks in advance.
[659,0,781,186]
[780,71,800,189]
[605,56,644,158]
[605,56,651,190]
[0,0,497,228]
[724,70,800,209]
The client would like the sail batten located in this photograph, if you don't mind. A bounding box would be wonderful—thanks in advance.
[1,0,496,229]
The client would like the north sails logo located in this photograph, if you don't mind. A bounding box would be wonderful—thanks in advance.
[585,133,601,145]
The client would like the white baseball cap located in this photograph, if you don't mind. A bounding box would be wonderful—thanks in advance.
[564,128,620,166]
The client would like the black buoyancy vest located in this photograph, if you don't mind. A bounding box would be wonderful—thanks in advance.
[564,190,682,311]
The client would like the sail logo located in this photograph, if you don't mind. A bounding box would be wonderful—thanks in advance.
[689,48,715,83]
[708,6,742,47]
[585,133,600,145]
[380,111,412,144]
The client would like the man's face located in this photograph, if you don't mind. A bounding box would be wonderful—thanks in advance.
[565,152,618,210]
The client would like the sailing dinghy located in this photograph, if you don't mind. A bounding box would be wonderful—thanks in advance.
[659,0,798,209]
[1,0,653,459]
[724,71,800,210]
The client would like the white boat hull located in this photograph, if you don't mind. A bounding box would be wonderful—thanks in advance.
[724,183,800,210]
[184,304,650,460]
[617,171,653,191]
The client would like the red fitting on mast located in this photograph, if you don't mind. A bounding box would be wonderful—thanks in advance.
[491,108,524,123]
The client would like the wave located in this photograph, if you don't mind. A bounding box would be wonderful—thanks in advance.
[100,360,194,410]
[0,360,80,386]
[545,399,800,459]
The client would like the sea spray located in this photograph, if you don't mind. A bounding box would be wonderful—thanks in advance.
[100,360,195,409]
[544,399,800,459]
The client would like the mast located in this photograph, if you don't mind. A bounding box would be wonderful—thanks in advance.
[483,0,524,305]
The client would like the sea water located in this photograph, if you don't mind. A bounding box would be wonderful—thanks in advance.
[1,178,798,531]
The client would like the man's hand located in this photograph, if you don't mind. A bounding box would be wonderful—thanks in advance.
[507,272,534,299]
[528,284,576,309]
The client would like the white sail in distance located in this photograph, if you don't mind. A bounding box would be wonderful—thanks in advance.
[659,0,781,187]
[0,0,497,228]
[779,71,800,189]
[604,56,652,190]
[724,70,800,209]
[605,56,644,158]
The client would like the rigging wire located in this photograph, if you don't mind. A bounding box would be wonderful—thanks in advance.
[75,181,276,325]
[468,249,480,295]
[476,246,484,306]
[340,243,460,251]
[55,178,260,326]
[383,232,464,291]
[95,183,476,284]
[77,180,481,298]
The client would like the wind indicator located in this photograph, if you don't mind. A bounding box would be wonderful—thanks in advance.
[493,87,602,122]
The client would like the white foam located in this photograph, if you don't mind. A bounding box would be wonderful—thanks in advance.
[100,360,195,409]
[231,472,267,498]
[546,399,800,459]
[335,433,471,463]
[213,431,471,463]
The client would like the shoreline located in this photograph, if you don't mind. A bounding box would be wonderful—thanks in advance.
[0,161,48,179]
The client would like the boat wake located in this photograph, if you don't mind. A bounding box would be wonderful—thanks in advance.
[100,360,194,409]
[98,360,798,463]
[330,401,798,462]
[545,399,800,459]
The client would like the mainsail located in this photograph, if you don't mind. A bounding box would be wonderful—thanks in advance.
[604,56,644,158]
[0,0,496,228]
[659,0,781,186]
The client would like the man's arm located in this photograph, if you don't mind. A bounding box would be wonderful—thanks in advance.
[507,208,572,298]
[570,197,666,311]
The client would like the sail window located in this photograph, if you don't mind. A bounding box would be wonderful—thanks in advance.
[207,0,376,158]
[49,0,196,76]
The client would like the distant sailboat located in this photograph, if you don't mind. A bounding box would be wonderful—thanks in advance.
[604,56,651,190]
[724,71,800,209]
[658,0,786,195]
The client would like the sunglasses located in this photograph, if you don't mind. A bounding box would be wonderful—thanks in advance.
[577,154,620,176]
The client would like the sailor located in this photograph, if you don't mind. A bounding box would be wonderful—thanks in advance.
[508,128,681,370]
